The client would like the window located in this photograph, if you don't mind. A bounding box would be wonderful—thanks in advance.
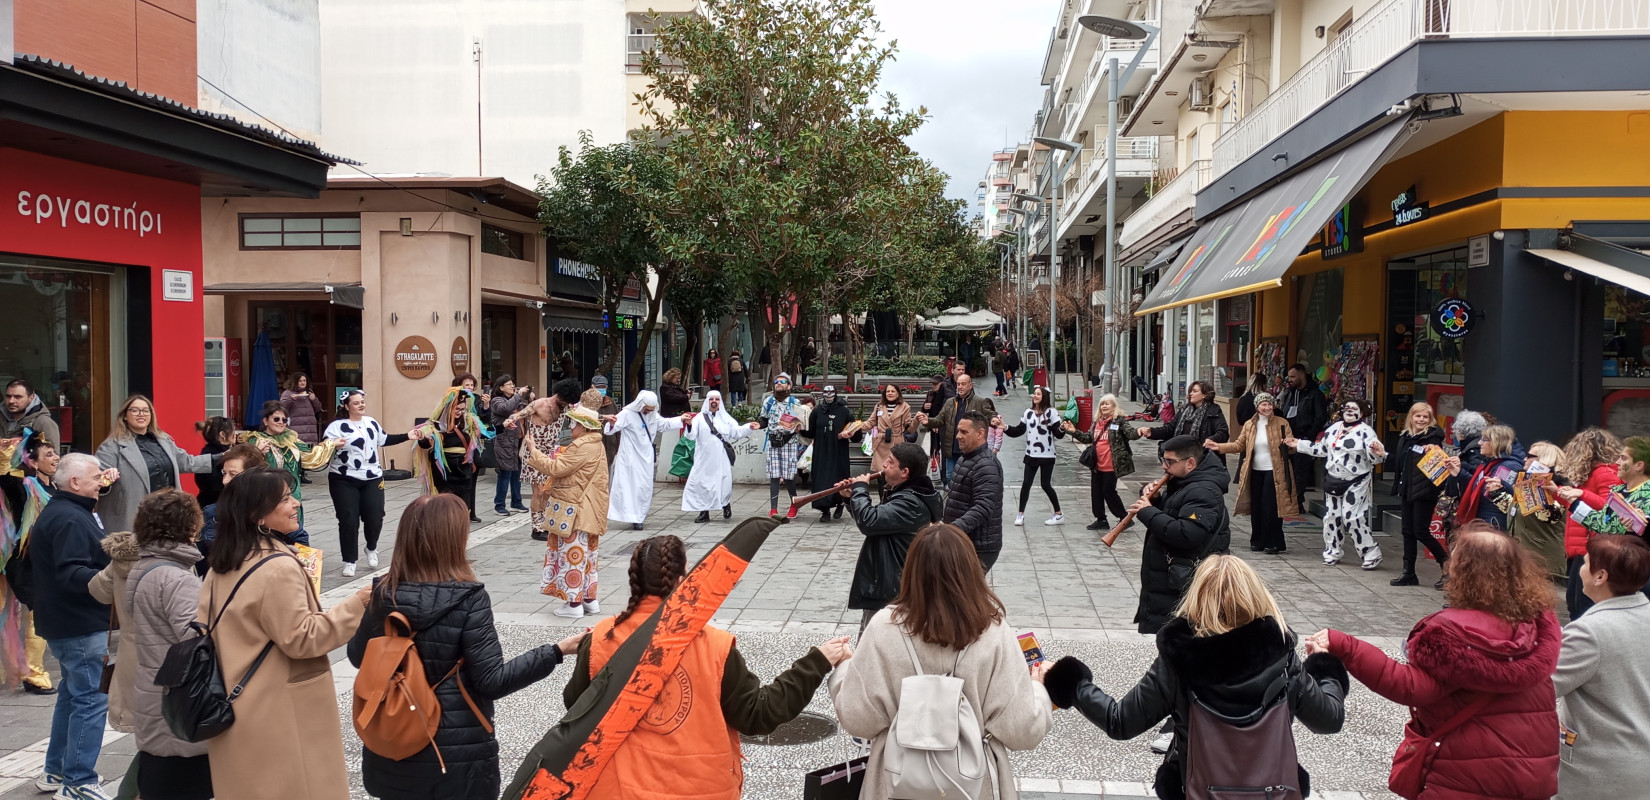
[240,215,360,249]
[481,224,528,260]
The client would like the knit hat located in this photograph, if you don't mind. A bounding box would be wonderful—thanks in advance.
[564,405,603,430]
[1254,392,1276,408]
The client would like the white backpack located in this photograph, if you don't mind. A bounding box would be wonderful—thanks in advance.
[883,633,988,799]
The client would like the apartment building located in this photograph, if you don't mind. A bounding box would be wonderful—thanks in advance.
[977,147,1020,238]
[1120,0,1650,445]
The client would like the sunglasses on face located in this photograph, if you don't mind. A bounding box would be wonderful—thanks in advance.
[268,416,288,423]
[1160,455,1188,466]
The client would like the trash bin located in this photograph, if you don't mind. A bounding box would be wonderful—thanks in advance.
[1032,366,1048,390]
[1075,395,1093,432]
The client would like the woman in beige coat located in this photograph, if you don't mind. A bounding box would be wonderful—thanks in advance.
[1207,392,1299,554]
[87,530,138,734]
[199,467,371,800]
[526,404,610,621]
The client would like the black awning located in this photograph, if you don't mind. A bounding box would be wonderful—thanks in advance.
[542,307,605,334]
[1140,237,1191,276]
[1137,118,1413,316]
[327,285,365,309]
[203,281,365,308]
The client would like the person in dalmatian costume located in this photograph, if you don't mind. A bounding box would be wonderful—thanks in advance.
[1286,399,1387,568]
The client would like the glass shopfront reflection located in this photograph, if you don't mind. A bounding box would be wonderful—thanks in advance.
[0,257,124,452]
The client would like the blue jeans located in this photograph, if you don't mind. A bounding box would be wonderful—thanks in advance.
[493,469,523,509]
[943,456,959,488]
[45,632,109,786]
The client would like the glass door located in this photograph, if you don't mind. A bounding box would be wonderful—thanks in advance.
[0,257,119,452]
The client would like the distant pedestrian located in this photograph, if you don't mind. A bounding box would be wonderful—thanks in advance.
[278,372,324,447]
[605,390,668,531]
[1207,391,1298,553]
[1064,393,1144,532]
[727,349,747,405]
[202,467,373,800]
[799,337,818,385]
[840,443,943,631]
[865,385,919,484]
[758,343,773,386]
[1386,402,1451,587]
[1047,555,1348,800]
[703,348,723,393]
[487,374,532,516]
[940,411,1005,572]
[244,399,344,527]
[1287,399,1385,569]
[1309,523,1560,800]
[349,494,578,800]
[657,368,692,418]
[1003,342,1021,394]
[681,391,758,523]
[2,378,61,449]
[525,405,610,621]
[1553,534,1650,800]
[1005,385,1065,526]
[30,453,116,800]
[831,523,1053,799]
[803,386,859,522]
[1278,364,1329,506]
[1555,428,1624,617]
[1130,435,1229,636]
[1140,381,1229,451]
[0,434,59,696]
[917,373,997,486]
[755,375,805,518]
[96,393,225,535]
[325,390,416,577]
[412,389,492,523]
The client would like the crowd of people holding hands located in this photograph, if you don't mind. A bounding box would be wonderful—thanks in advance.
[3,354,1650,800]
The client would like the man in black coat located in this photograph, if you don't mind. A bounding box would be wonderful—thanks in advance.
[941,411,1005,572]
[29,453,114,796]
[1279,364,1329,507]
[1129,435,1230,635]
[805,386,859,521]
[842,443,944,630]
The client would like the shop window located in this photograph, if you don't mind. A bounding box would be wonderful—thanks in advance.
[0,259,120,452]
[239,215,361,250]
[482,224,529,260]
[1603,285,1650,383]
[1293,268,1344,381]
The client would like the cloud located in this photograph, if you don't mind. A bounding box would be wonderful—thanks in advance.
[871,0,1061,210]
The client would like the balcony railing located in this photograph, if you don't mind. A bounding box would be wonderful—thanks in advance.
[1210,0,1650,177]
[626,34,686,73]
[1121,159,1211,251]
[1072,136,1160,197]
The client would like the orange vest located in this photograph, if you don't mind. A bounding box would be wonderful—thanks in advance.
[586,597,743,800]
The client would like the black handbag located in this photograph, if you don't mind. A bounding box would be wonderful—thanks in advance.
[154,553,288,742]
[1079,443,1098,470]
[1323,472,1369,497]
[803,756,867,800]
[474,438,498,470]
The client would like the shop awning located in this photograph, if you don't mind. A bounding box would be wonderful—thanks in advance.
[1140,237,1191,277]
[204,281,365,308]
[542,306,605,334]
[1528,244,1650,296]
[1136,119,1414,316]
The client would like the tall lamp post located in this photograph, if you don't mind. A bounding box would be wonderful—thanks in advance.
[1077,14,1158,395]
[1015,134,1080,395]
[1004,208,1028,346]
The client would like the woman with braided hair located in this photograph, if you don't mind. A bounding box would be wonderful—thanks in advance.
[560,535,852,798]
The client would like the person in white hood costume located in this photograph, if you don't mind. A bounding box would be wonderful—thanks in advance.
[681,391,758,522]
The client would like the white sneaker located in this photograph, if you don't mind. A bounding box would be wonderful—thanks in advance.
[1150,731,1173,754]
[342,562,356,578]
[1014,513,1025,526]
[55,783,114,800]
[582,600,601,614]
[1045,514,1065,526]
[367,549,379,568]
[1362,557,1383,571]
[35,773,66,793]
[552,603,585,619]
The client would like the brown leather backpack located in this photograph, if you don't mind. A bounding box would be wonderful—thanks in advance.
[352,611,492,770]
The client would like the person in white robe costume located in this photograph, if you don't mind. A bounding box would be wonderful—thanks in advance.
[604,390,675,531]
[681,391,758,521]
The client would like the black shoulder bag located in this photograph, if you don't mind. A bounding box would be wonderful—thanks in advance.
[154,553,291,742]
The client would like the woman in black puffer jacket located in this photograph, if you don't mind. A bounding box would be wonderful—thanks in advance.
[348,494,580,800]
[1386,402,1450,587]
[1045,554,1349,800]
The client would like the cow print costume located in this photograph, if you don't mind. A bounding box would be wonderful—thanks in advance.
[324,414,410,569]
[1292,413,1383,568]
[1006,406,1066,516]
[325,416,391,480]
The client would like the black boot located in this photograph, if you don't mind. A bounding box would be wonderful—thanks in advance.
[695,511,710,523]
[1390,571,1420,586]
[1086,518,1107,531]
[531,529,549,541]
[821,510,831,522]
[1434,564,1449,590]
[632,522,644,531]
[722,505,732,519]
[833,504,844,520]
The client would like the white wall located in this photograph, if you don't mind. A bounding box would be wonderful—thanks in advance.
[197,0,324,143]
[319,0,628,186]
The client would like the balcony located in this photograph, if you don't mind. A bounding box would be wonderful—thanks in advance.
[1121,160,1211,252]
[626,34,686,74]
[1210,0,1650,178]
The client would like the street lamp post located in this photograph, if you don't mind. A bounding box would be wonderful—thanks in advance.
[1018,135,1080,395]
[1077,14,1158,396]
[1004,208,1028,347]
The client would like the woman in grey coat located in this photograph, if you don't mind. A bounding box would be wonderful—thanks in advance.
[1553,534,1650,800]
[95,394,221,535]
[488,375,531,516]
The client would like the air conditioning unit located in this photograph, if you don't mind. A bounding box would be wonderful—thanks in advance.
[1118,96,1136,118]
[1189,77,1214,111]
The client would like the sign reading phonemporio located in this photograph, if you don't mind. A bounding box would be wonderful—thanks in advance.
[394,336,439,379]
[451,336,470,376]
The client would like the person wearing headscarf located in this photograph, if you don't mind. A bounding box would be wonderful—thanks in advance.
[805,386,861,522]
[525,404,610,620]
[682,391,759,523]
[755,374,806,519]
[605,390,679,531]
[412,387,494,523]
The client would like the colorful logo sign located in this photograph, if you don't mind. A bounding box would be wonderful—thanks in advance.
[1321,202,1362,259]
[1225,175,1340,281]
[1431,297,1474,339]
[1392,185,1429,227]
[1164,226,1232,293]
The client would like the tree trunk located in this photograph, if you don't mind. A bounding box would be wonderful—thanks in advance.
[596,291,622,375]
[749,311,769,388]
[841,304,857,392]
[680,313,703,385]
[626,279,668,397]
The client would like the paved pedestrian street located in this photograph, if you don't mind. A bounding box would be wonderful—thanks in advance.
[0,394,1443,800]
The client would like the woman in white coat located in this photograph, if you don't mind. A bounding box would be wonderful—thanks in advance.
[605,390,675,532]
[682,391,759,523]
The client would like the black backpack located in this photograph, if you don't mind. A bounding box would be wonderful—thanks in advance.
[1182,659,1302,800]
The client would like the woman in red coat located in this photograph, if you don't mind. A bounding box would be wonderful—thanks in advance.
[1557,428,1623,618]
[1306,523,1560,800]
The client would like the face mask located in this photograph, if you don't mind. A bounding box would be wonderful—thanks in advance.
[598,388,608,396]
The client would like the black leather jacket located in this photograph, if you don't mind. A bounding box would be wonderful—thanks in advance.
[348,581,563,800]
[846,477,944,610]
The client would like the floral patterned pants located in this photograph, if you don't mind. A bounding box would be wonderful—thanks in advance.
[541,529,599,604]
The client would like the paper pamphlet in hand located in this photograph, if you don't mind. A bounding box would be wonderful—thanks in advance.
[1492,463,1521,486]
[1513,474,1555,516]
[1417,445,1451,485]
[1018,632,1044,666]
[294,544,324,596]
[1605,492,1648,534]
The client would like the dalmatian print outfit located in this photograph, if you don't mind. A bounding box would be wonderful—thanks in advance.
[1293,420,1383,568]
[1006,407,1065,515]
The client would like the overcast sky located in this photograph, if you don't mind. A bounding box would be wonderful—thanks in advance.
[871,0,1062,213]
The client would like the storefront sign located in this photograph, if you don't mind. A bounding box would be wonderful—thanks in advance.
[1391,186,1429,227]
[614,314,642,331]
[163,269,193,301]
[451,336,470,376]
[1430,297,1475,339]
[550,257,603,303]
[1468,235,1491,267]
[393,336,439,379]
[1320,202,1362,259]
